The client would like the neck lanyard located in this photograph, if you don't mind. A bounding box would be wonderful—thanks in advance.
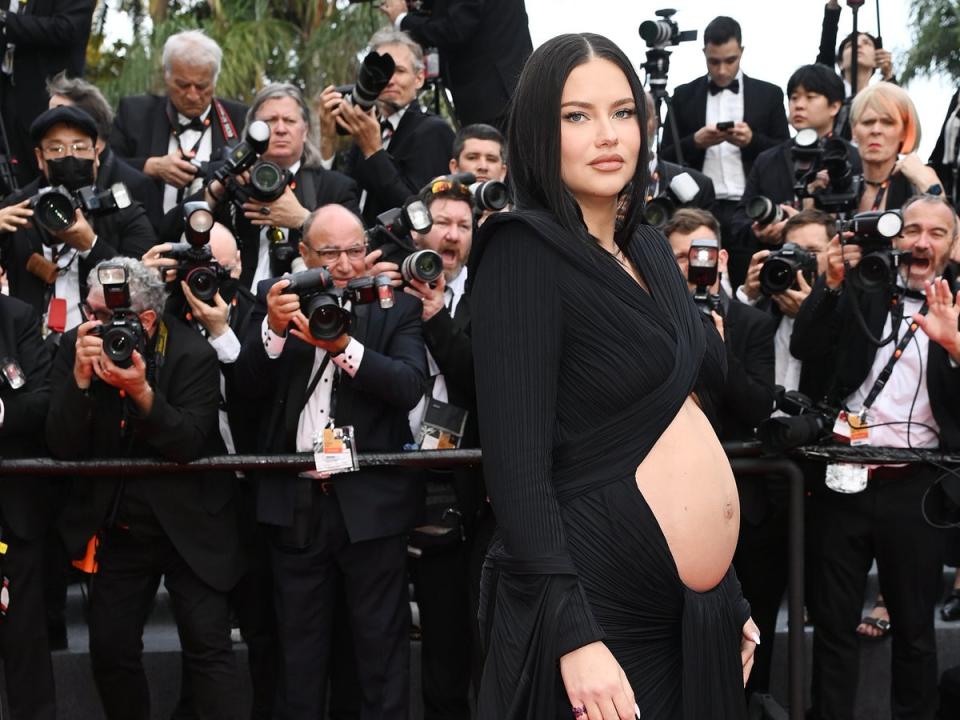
[858,299,928,414]
[868,177,892,211]
[300,351,342,426]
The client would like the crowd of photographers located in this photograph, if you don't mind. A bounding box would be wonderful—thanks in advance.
[1,1,960,719]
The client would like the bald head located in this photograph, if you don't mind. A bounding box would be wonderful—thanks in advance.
[208,222,241,279]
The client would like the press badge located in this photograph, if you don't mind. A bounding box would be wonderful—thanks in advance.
[825,463,869,494]
[832,410,870,446]
[313,425,359,475]
[0,358,25,390]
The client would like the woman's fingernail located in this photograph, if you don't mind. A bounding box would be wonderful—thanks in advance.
[634,703,641,718]
[751,632,761,645]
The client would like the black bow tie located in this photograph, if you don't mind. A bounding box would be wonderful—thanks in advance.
[708,78,739,95]
[380,118,395,141]
[177,116,207,133]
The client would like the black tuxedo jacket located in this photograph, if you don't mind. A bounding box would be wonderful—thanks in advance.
[656,159,716,210]
[342,104,455,226]
[110,94,249,176]
[48,315,244,591]
[791,272,960,450]
[98,145,164,232]
[234,282,427,543]
[929,89,960,200]
[661,74,789,175]
[0,296,51,540]
[0,178,157,318]
[400,0,532,127]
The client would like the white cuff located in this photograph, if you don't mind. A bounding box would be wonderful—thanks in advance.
[319,155,335,171]
[261,316,287,359]
[395,11,407,28]
[331,337,364,377]
[78,235,98,259]
[0,397,5,429]
[208,327,241,364]
[735,285,760,306]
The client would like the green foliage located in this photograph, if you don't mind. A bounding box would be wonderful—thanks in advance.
[902,0,960,84]
[87,0,385,108]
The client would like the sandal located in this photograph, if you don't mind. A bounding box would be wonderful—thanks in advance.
[857,601,891,639]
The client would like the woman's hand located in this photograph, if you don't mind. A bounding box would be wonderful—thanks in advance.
[895,154,942,192]
[740,617,761,687]
[560,641,638,720]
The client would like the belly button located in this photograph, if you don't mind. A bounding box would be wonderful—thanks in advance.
[724,501,734,520]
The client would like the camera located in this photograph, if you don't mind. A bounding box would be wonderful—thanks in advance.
[225,160,289,206]
[643,172,700,227]
[334,50,397,135]
[687,236,721,315]
[838,210,907,292]
[29,183,132,234]
[284,266,392,341]
[760,243,818,295]
[757,387,837,451]
[639,8,698,48]
[367,198,442,285]
[164,202,229,304]
[88,263,146,369]
[210,120,271,186]
[791,130,862,215]
[745,196,787,227]
[468,179,509,212]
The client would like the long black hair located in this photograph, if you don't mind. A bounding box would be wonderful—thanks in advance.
[505,33,649,250]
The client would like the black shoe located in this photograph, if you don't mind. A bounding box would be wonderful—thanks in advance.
[942,590,960,622]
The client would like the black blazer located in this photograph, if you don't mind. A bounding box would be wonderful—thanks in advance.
[234,282,428,543]
[97,145,164,232]
[791,272,960,450]
[929,89,960,200]
[657,159,716,210]
[400,0,533,127]
[48,315,244,591]
[0,178,157,318]
[110,94,249,175]
[1,0,94,132]
[341,104,455,226]
[0,296,51,540]
[661,74,789,175]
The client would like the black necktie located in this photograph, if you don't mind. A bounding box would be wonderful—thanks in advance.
[178,116,206,134]
[708,78,739,96]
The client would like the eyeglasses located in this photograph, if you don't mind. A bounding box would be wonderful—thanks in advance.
[79,301,113,324]
[305,244,367,264]
[427,179,472,200]
[42,142,94,158]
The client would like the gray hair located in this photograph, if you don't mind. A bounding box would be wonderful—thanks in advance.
[244,83,323,168]
[87,257,168,317]
[902,193,960,243]
[368,27,424,73]
[45,72,114,140]
[162,30,223,83]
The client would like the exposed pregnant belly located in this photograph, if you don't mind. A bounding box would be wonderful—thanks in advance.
[635,396,739,592]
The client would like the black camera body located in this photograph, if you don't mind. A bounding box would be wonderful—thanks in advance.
[639,8,697,48]
[163,202,229,305]
[335,50,397,135]
[285,267,393,341]
[838,210,907,292]
[224,160,289,207]
[760,243,819,295]
[368,200,443,285]
[29,182,132,234]
[89,263,146,369]
[791,130,862,215]
[757,386,838,451]
[210,120,271,186]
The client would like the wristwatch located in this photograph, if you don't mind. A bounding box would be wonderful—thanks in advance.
[926,183,944,196]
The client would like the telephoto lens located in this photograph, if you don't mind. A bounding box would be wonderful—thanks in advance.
[31,187,78,232]
[746,196,786,226]
[401,249,443,284]
[469,181,509,211]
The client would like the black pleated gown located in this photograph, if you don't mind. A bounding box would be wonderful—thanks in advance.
[470,210,750,720]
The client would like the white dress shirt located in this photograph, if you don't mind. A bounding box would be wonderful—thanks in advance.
[163,106,214,213]
[703,70,746,200]
[735,285,803,407]
[44,239,98,333]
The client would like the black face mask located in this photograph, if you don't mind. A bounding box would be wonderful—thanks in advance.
[45,156,95,191]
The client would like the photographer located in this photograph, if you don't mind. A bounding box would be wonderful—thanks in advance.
[0,295,53,720]
[47,256,243,720]
[729,63,846,265]
[318,29,455,226]
[791,194,960,720]
[233,203,426,719]
[0,106,156,337]
[380,0,533,130]
[110,30,248,214]
[449,123,506,183]
[47,72,163,232]
[405,182,487,719]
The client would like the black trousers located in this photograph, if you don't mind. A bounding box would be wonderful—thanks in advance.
[0,533,56,720]
[710,198,749,288]
[269,487,410,720]
[808,468,946,720]
[88,528,240,720]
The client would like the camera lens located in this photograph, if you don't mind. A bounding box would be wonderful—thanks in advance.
[639,19,671,45]
[306,293,350,340]
[760,257,796,295]
[103,326,137,367]
[401,250,443,284]
[353,50,397,110]
[250,161,287,202]
[470,181,509,212]
[642,197,675,227]
[746,196,784,226]
[186,266,219,303]
[855,253,892,292]
[35,191,77,232]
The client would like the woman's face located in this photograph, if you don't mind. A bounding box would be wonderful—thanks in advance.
[853,105,904,164]
[559,57,641,211]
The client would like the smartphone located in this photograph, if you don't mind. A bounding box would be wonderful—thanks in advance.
[716,121,735,131]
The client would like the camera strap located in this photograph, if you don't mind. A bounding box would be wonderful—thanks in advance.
[859,299,928,415]
[299,352,332,416]
[869,178,891,211]
[212,99,238,143]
